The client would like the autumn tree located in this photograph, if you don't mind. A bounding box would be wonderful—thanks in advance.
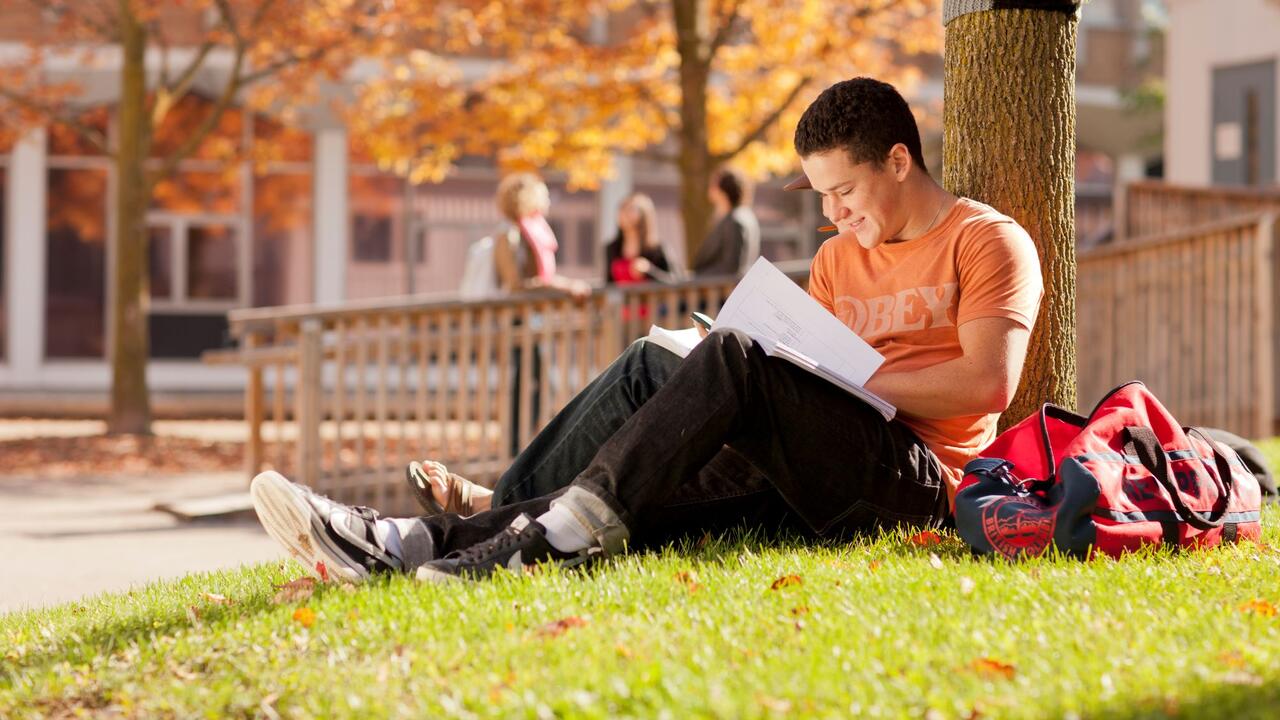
[941,0,1080,425]
[350,0,941,265]
[0,0,375,434]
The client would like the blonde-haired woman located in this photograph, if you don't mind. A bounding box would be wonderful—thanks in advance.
[406,174,590,514]
[492,172,590,298]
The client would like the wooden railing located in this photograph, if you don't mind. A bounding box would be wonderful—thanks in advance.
[214,267,808,514]
[1076,212,1277,437]
[1121,181,1280,239]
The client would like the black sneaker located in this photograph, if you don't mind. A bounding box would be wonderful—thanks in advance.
[251,470,402,582]
[415,513,600,583]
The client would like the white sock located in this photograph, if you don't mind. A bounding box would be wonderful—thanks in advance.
[536,505,597,553]
[375,519,404,560]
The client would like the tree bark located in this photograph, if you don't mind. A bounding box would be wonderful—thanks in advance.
[107,2,152,435]
[672,0,714,270]
[942,3,1079,429]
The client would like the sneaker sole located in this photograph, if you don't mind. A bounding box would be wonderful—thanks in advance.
[414,565,464,584]
[250,471,369,583]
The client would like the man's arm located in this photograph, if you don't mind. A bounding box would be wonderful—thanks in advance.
[863,316,1031,419]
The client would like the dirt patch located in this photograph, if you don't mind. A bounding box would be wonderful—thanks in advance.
[0,434,244,479]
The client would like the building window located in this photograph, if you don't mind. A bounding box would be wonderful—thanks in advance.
[253,172,313,307]
[352,213,393,262]
[45,168,108,359]
[147,170,242,358]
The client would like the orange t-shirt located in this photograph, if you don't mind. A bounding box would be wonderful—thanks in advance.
[807,197,1043,500]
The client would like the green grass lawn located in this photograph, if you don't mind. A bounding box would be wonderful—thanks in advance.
[4,441,1280,719]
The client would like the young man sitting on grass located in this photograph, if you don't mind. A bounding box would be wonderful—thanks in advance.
[250,77,1043,583]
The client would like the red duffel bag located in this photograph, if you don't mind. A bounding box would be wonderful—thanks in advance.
[955,381,1262,559]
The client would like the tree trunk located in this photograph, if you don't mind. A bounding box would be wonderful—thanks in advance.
[942,2,1079,429]
[672,0,714,270]
[107,3,152,435]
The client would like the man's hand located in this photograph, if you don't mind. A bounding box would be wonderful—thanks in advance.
[863,317,1031,419]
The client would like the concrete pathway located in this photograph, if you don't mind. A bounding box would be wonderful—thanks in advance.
[0,470,281,614]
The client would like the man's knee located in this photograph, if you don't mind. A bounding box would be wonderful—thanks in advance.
[705,327,755,358]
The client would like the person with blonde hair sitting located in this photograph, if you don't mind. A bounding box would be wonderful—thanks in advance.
[492,172,590,298]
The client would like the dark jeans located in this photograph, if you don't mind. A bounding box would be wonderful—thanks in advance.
[411,331,947,558]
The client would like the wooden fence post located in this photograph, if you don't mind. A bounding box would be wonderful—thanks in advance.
[1256,214,1276,438]
[298,319,324,487]
[244,331,264,482]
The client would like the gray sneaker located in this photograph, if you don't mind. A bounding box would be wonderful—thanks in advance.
[250,471,402,582]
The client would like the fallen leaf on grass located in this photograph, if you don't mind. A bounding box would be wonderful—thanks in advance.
[488,671,517,702]
[1221,670,1264,686]
[292,607,316,628]
[674,570,702,593]
[756,694,792,713]
[770,575,803,591]
[1217,651,1246,669]
[1238,599,1278,617]
[909,530,943,547]
[928,553,944,570]
[968,657,1017,680]
[789,605,810,617]
[537,616,588,638]
[202,592,234,606]
[273,577,316,605]
[868,560,883,572]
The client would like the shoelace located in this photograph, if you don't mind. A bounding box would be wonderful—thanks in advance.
[455,526,528,564]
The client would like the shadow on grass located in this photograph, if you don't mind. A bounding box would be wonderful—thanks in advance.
[1,566,381,682]
[1101,676,1280,720]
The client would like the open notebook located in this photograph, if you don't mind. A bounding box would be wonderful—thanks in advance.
[646,258,895,421]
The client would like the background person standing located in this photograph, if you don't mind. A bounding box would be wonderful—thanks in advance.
[691,167,760,277]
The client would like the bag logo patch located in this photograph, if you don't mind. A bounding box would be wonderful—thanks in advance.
[982,496,1056,558]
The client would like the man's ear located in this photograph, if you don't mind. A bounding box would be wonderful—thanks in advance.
[887,144,912,181]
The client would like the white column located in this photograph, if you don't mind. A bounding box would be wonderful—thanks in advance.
[313,127,349,304]
[7,128,47,379]
[1115,153,1147,183]
[597,154,634,246]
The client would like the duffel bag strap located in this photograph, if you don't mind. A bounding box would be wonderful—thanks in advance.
[1122,426,1233,530]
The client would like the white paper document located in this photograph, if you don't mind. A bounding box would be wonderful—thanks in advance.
[715,258,894,420]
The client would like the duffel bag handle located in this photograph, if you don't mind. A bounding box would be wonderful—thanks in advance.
[1121,426,1233,530]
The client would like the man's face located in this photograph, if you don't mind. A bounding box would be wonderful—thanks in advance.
[799,148,907,250]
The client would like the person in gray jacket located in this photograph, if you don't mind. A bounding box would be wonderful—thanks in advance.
[691,167,760,276]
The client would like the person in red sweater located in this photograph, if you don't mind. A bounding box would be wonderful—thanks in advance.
[604,192,674,286]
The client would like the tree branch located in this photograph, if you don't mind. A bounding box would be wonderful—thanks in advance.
[0,85,113,156]
[708,0,745,57]
[148,41,246,185]
[710,74,812,165]
[162,41,215,100]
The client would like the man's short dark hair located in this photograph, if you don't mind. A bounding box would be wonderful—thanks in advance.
[793,77,928,173]
[714,166,751,207]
